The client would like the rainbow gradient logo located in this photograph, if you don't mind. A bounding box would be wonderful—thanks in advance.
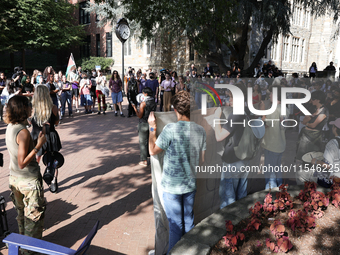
[198,82,222,107]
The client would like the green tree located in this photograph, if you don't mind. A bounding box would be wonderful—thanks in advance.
[94,0,339,76]
[78,56,114,71]
[0,0,85,69]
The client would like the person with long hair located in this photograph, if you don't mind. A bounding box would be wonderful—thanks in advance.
[42,66,55,83]
[175,75,187,93]
[5,96,46,251]
[109,70,125,117]
[31,85,61,193]
[131,87,157,166]
[296,90,329,161]
[31,69,39,85]
[161,72,175,112]
[309,62,317,81]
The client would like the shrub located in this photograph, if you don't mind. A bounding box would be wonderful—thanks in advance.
[77,57,114,72]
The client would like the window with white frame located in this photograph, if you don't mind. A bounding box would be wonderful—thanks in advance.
[292,1,305,26]
[283,36,290,62]
[271,42,278,60]
[290,37,299,62]
[300,39,305,63]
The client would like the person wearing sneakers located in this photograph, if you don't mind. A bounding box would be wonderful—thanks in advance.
[95,70,107,115]
[79,73,93,114]
[131,87,157,166]
[109,70,125,117]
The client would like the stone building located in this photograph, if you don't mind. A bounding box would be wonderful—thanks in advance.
[72,0,340,77]
[252,1,340,78]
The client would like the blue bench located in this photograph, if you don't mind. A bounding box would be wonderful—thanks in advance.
[3,221,99,255]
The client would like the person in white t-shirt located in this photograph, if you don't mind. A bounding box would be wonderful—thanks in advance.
[95,70,107,115]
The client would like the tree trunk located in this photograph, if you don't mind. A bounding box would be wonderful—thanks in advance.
[21,49,26,70]
[10,52,14,71]
[243,27,274,77]
[238,17,250,70]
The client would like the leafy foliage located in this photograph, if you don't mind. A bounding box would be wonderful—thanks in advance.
[223,220,245,253]
[0,0,85,67]
[77,57,114,72]
[266,236,293,253]
[286,209,316,232]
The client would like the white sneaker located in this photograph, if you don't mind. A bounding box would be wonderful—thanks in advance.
[148,250,155,255]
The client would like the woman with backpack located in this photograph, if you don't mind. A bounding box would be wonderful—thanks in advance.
[30,85,61,193]
[131,87,157,166]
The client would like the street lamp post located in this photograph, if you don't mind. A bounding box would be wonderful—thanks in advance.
[115,18,130,96]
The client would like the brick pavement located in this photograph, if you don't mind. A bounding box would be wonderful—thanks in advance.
[0,98,156,255]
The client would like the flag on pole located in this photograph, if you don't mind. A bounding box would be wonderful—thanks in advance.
[65,53,76,79]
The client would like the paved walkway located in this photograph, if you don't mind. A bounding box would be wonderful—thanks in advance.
[0,98,155,255]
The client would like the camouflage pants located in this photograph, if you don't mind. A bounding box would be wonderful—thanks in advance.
[9,175,46,255]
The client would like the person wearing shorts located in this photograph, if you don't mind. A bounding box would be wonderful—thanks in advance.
[95,70,106,115]
[109,70,125,117]
[80,74,93,114]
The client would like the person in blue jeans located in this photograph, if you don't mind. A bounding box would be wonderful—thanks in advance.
[148,91,206,254]
[214,83,249,209]
[261,86,288,190]
[60,75,73,118]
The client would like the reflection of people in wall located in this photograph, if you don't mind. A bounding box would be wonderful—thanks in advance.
[214,83,249,208]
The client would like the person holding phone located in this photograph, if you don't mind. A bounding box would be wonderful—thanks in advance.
[5,96,47,252]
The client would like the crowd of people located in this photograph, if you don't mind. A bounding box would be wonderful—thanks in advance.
[3,60,340,254]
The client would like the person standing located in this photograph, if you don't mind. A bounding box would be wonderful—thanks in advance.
[139,73,147,93]
[89,69,97,113]
[68,68,80,113]
[31,85,62,193]
[5,96,46,254]
[148,91,206,253]
[60,75,73,118]
[79,73,93,114]
[0,73,6,120]
[45,75,59,107]
[160,72,175,112]
[309,62,317,80]
[131,87,157,166]
[261,86,288,189]
[95,70,107,115]
[204,62,213,76]
[126,73,138,117]
[145,72,159,101]
[109,70,125,117]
